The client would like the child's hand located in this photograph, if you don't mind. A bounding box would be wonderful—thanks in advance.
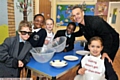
[55,37,60,41]
[44,40,49,45]
[78,68,86,75]
[18,60,24,67]
[63,49,67,52]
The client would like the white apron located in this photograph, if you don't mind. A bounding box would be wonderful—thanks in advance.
[74,54,106,80]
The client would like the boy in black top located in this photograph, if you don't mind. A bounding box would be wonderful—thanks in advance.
[54,22,80,52]
[28,14,47,47]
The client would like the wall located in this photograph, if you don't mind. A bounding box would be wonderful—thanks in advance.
[0,0,8,25]
[0,0,36,46]
[35,0,39,14]
[0,25,9,44]
[6,0,119,41]
[51,0,120,40]
[0,0,9,44]
[51,0,97,40]
[14,0,33,30]
[7,0,16,37]
[6,0,35,38]
[51,0,97,27]
[107,2,120,35]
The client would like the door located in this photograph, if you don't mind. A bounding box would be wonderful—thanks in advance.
[107,2,120,35]
[39,0,51,19]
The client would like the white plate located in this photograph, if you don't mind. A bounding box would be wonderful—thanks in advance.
[64,55,79,61]
[50,60,68,68]
[76,50,90,55]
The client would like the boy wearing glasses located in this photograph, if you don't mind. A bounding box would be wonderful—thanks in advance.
[0,20,32,77]
[28,14,47,47]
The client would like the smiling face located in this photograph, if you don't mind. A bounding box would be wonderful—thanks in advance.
[18,21,32,41]
[66,24,75,35]
[88,40,103,57]
[18,26,32,41]
[33,16,44,29]
[45,19,54,32]
[72,8,84,25]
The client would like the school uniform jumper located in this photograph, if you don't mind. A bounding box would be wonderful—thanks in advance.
[28,28,47,47]
[54,30,77,52]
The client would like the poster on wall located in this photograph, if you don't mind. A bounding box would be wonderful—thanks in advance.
[94,2,109,15]
[111,8,117,24]
[56,5,95,26]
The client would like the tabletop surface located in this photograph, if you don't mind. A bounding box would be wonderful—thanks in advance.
[27,42,84,78]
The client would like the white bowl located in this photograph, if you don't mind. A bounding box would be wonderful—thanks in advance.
[76,50,90,55]
[64,55,79,61]
[47,36,67,52]
[30,47,55,63]
[50,60,68,68]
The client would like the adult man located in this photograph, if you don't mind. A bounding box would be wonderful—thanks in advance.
[71,5,119,61]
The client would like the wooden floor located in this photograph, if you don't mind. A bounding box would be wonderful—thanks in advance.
[113,48,120,79]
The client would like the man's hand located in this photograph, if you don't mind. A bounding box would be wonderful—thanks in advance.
[102,53,112,63]
[78,68,86,75]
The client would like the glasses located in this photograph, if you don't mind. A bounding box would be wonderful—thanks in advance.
[20,31,32,35]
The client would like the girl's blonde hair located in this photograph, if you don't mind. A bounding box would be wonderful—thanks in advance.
[45,18,54,24]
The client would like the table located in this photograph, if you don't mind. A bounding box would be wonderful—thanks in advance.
[26,42,84,80]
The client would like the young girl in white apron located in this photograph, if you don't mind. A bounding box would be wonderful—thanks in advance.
[74,36,118,80]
